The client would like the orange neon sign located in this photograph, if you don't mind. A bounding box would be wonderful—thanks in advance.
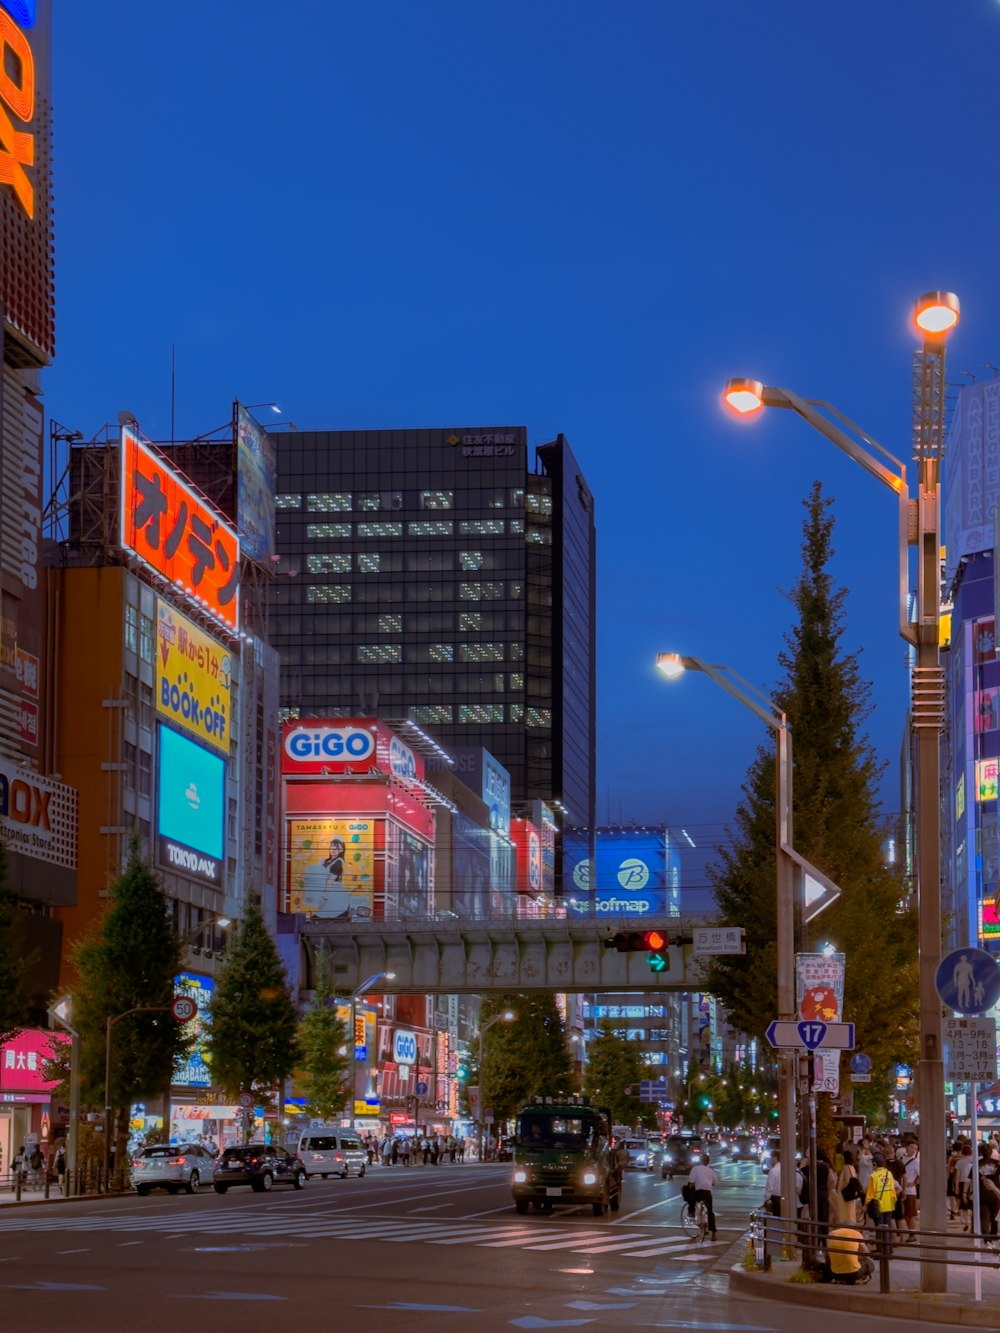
[120,428,241,633]
[0,10,35,219]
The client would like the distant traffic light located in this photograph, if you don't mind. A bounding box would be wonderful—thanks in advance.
[604,929,670,970]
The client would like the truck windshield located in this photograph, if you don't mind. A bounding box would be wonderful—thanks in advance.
[518,1113,598,1149]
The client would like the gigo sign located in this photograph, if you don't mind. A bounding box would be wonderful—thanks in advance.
[393,1030,417,1066]
[281,721,376,774]
[388,735,417,781]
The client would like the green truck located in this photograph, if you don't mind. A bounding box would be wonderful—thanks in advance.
[510,1095,624,1217]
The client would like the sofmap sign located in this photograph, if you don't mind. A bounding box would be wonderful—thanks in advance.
[120,428,240,632]
[564,828,669,917]
[156,600,231,754]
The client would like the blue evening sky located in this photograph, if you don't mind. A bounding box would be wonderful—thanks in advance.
[46,2,1000,900]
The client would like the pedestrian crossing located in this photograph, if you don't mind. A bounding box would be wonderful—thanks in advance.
[0,1204,730,1262]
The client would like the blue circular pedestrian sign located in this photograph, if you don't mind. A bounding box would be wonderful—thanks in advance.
[936,946,1000,1016]
[851,1052,873,1075]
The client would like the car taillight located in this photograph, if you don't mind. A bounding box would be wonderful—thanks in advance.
[335,1151,343,1161]
[168,1157,187,1165]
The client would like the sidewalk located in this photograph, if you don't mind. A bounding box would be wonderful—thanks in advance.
[730,1236,1000,1327]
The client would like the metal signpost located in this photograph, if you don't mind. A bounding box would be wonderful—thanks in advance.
[937,948,1000,1302]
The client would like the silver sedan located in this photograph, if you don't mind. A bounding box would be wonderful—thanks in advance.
[131,1143,217,1195]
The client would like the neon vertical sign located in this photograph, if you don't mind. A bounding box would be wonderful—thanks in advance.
[0,6,36,218]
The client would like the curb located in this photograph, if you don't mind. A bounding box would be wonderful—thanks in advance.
[729,1263,1000,1327]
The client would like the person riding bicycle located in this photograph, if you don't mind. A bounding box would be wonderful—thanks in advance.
[687,1152,719,1239]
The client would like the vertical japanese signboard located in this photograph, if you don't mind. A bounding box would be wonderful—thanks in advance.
[234,403,277,563]
[120,427,240,632]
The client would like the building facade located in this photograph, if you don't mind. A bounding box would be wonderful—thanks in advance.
[272,426,597,858]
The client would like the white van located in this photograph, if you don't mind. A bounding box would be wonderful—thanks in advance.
[296,1128,368,1178]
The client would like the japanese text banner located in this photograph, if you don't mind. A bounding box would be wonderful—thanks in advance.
[120,428,240,631]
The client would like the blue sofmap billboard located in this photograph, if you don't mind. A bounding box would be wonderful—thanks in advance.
[564,827,678,917]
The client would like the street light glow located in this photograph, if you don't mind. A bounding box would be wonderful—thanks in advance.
[723,377,765,415]
[913,290,960,336]
[655,652,686,680]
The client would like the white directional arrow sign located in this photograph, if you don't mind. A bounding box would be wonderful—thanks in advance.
[765,1019,855,1050]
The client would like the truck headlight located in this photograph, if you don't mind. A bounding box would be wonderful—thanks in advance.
[582,1171,597,1185]
[514,1170,527,1183]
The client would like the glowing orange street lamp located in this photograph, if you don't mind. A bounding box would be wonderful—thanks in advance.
[722,378,765,415]
[913,290,960,338]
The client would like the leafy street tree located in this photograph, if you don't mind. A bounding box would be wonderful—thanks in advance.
[480,993,571,1123]
[0,840,30,1045]
[296,948,350,1122]
[71,836,186,1176]
[209,896,299,1111]
[583,1019,656,1128]
[705,484,918,1118]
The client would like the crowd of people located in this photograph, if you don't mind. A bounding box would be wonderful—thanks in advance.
[364,1132,469,1166]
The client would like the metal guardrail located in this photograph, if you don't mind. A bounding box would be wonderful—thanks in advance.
[750,1208,1000,1298]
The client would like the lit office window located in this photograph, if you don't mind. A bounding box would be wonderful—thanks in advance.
[411,705,454,724]
[510,642,525,660]
[357,491,404,512]
[459,612,481,631]
[510,704,524,722]
[509,519,524,533]
[494,673,505,691]
[527,527,552,545]
[459,643,503,662]
[527,707,552,727]
[139,613,155,663]
[307,493,352,511]
[526,493,553,515]
[276,493,303,510]
[409,521,454,536]
[125,603,139,654]
[307,585,352,603]
[379,614,402,633]
[306,523,351,539]
[460,704,505,723]
[487,490,506,509]
[307,553,352,573]
[358,645,401,664]
[510,672,524,689]
[459,551,485,570]
[357,522,403,537]
[459,519,504,535]
[510,488,525,507]
[509,581,523,598]
[420,490,454,509]
[357,553,381,573]
[430,644,454,661]
[459,581,504,600]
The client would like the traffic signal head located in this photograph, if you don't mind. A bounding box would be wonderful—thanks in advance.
[644,929,669,972]
[605,928,670,955]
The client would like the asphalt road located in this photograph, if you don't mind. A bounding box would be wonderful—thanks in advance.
[0,1159,960,1332]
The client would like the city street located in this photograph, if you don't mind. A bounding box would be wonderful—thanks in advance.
[0,1159,962,1332]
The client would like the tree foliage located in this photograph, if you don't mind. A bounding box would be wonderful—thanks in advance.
[583,1019,656,1128]
[209,896,299,1098]
[296,948,350,1122]
[0,840,29,1045]
[71,837,186,1162]
[705,484,918,1107]
[480,993,571,1122]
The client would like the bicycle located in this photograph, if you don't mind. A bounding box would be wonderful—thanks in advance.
[681,1198,710,1241]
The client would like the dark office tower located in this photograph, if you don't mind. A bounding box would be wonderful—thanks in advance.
[273,426,596,841]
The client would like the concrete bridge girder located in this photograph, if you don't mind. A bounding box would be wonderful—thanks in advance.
[301,919,701,995]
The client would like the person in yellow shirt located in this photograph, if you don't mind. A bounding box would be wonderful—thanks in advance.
[864,1152,897,1251]
[827,1225,874,1283]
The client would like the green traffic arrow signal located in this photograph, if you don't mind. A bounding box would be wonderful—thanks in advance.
[648,951,667,972]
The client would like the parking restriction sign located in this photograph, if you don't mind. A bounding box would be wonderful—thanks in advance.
[944,1016,998,1083]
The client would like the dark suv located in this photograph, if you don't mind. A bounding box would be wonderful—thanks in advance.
[660,1134,702,1179]
[212,1144,306,1193]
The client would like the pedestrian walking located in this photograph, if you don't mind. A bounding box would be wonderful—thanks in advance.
[901,1146,920,1242]
[832,1148,862,1226]
[864,1152,898,1255]
[55,1146,66,1194]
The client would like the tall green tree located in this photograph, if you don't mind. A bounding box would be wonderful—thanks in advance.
[209,896,299,1102]
[481,993,571,1123]
[583,1019,655,1128]
[296,948,350,1122]
[71,836,186,1171]
[0,840,29,1045]
[705,483,918,1112]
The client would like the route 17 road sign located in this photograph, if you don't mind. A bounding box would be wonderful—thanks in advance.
[765,1019,855,1051]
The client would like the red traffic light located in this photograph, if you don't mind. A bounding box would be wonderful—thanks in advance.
[605,929,670,953]
[643,930,668,951]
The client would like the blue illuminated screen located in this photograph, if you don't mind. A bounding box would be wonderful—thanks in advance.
[157,725,224,860]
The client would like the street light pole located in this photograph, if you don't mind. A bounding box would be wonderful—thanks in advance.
[347,971,394,1132]
[477,1009,515,1163]
[656,652,798,1227]
[722,290,959,1294]
[104,1005,171,1187]
[48,997,79,1198]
